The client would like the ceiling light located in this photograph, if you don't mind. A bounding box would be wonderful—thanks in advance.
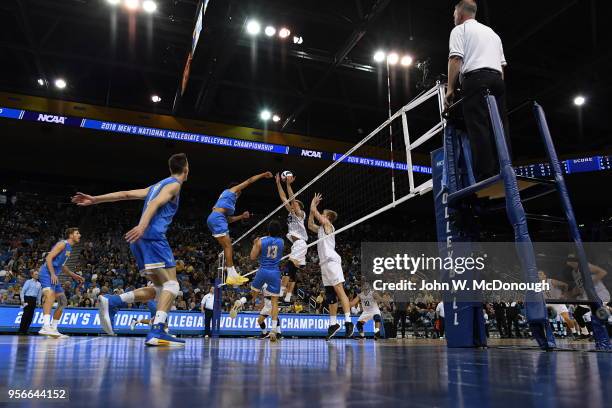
[573,95,585,106]
[54,78,67,89]
[400,55,413,67]
[387,52,399,65]
[260,110,271,121]
[264,26,276,37]
[246,20,261,36]
[124,0,140,10]
[272,114,281,123]
[142,0,157,13]
[373,50,386,63]
[279,28,291,38]
[107,0,121,5]
[37,78,45,86]
[293,36,303,45]
[151,95,161,103]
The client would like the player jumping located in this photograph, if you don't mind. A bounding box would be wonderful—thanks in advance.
[231,220,284,341]
[275,173,308,304]
[308,193,354,340]
[38,228,85,338]
[72,153,189,346]
[207,171,273,286]
[350,283,383,340]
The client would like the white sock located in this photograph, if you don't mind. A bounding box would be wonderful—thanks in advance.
[51,319,60,330]
[275,320,281,334]
[344,312,350,321]
[330,316,337,326]
[280,287,286,296]
[374,327,380,333]
[120,292,135,303]
[43,314,51,327]
[271,320,277,330]
[284,293,292,303]
[153,311,168,325]
[227,266,238,277]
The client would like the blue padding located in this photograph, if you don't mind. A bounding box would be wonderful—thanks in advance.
[533,103,611,350]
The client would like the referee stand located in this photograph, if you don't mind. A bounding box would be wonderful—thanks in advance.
[432,87,611,351]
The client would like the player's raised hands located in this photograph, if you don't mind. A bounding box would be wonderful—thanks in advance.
[286,175,296,184]
[275,173,281,184]
[262,171,273,179]
[311,193,322,208]
[71,192,96,206]
[242,211,251,220]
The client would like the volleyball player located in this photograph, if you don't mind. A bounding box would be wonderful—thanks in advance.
[38,228,84,338]
[247,220,284,342]
[538,270,578,338]
[308,193,354,340]
[257,287,282,339]
[207,171,273,286]
[72,153,188,346]
[275,173,308,303]
[350,283,383,340]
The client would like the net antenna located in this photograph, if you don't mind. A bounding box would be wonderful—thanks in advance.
[217,83,446,286]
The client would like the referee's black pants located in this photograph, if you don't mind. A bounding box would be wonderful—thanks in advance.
[461,70,511,181]
[19,296,37,334]
[394,311,407,338]
[204,309,213,336]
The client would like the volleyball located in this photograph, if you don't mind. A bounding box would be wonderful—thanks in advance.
[281,170,294,181]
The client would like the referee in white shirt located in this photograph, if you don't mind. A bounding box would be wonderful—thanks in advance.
[200,287,215,337]
[445,0,510,181]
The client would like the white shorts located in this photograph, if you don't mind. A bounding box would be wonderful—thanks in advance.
[548,304,569,316]
[359,309,381,322]
[289,239,307,266]
[259,298,272,316]
[321,261,344,287]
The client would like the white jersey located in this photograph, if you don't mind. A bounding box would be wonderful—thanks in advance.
[544,279,563,300]
[317,225,341,265]
[287,210,308,242]
[359,291,380,313]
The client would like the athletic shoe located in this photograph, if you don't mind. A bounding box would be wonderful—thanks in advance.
[225,271,249,286]
[39,326,61,338]
[229,299,243,319]
[145,324,185,347]
[374,331,381,341]
[326,324,341,341]
[51,328,69,339]
[354,334,365,340]
[98,295,115,335]
[269,332,277,342]
[129,318,138,331]
[259,332,270,339]
[344,322,355,338]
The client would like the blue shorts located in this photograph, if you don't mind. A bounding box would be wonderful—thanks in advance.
[251,268,281,296]
[39,270,63,293]
[130,239,176,273]
[207,211,229,237]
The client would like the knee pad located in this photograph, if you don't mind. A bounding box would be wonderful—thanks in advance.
[356,321,364,332]
[373,314,382,323]
[325,286,338,305]
[259,321,266,330]
[162,280,180,297]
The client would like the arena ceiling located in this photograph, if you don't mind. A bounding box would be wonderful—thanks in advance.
[1,0,611,162]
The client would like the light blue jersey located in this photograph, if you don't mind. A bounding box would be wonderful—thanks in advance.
[142,177,180,240]
[40,240,72,277]
[213,189,237,216]
[259,236,284,270]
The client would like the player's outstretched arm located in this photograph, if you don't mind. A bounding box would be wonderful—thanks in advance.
[125,183,179,243]
[228,211,250,224]
[349,296,360,308]
[307,195,320,233]
[250,238,262,261]
[275,173,292,212]
[231,171,273,194]
[310,193,331,233]
[285,175,304,218]
[72,187,150,206]
[62,266,84,284]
